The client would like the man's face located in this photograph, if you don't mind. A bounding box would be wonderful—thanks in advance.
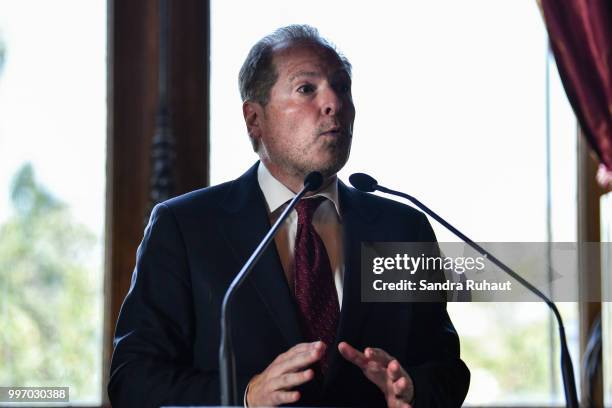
[249,41,355,182]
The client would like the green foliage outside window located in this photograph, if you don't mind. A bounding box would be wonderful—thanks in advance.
[0,164,102,401]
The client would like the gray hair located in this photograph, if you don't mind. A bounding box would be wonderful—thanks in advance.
[238,24,352,106]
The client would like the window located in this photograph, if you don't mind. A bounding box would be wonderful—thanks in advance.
[210,1,579,405]
[0,1,106,404]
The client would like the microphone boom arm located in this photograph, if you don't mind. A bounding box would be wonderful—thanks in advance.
[371,183,579,408]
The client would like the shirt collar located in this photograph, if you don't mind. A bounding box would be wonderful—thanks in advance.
[257,161,341,217]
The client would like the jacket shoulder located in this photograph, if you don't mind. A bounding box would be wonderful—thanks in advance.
[160,180,233,213]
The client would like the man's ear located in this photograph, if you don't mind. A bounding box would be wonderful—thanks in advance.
[243,101,263,152]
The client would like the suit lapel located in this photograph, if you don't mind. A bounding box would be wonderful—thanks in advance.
[217,163,303,348]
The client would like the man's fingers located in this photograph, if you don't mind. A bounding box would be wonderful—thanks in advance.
[387,359,403,381]
[248,343,325,407]
[365,347,393,366]
[387,394,412,408]
[271,390,301,405]
[393,376,408,396]
[275,341,322,364]
[269,369,315,391]
[340,343,415,407]
[338,341,368,368]
[272,345,326,376]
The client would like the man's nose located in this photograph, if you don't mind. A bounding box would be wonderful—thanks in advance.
[321,87,342,116]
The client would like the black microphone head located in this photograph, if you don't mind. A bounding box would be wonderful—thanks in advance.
[349,173,378,192]
[303,171,323,192]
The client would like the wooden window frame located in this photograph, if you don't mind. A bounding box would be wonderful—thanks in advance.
[103,0,209,406]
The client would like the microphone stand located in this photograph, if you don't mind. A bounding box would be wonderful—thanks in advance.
[349,174,579,408]
[220,172,323,405]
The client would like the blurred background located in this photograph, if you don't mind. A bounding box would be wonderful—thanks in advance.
[0,0,610,406]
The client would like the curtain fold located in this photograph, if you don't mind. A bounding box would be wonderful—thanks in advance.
[540,0,612,187]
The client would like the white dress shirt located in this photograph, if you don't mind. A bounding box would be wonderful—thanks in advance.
[256,162,345,306]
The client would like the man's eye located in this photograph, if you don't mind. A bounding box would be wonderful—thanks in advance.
[297,84,315,94]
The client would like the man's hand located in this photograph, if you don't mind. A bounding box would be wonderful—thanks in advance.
[246,341,325,407]
[338,341,414,408]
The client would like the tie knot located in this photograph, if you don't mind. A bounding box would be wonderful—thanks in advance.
[295,196,325,224]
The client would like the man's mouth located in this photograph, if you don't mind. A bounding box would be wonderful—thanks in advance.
[320,126,343,136]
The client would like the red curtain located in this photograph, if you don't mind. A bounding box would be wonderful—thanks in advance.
[540,1,612,187]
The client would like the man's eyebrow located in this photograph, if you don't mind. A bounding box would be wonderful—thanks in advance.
[288,71,321,82]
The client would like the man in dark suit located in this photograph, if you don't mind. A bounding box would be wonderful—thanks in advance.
[108,25,470,407]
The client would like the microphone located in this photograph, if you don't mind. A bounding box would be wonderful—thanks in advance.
[303,171,324,192]
[349,173,377,192]
[349,173,579,408]
[220,171,323,405]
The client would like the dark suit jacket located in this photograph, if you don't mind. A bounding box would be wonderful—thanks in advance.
[108,163,470,407]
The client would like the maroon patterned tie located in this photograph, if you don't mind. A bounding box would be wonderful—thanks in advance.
[293,197,340,373]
